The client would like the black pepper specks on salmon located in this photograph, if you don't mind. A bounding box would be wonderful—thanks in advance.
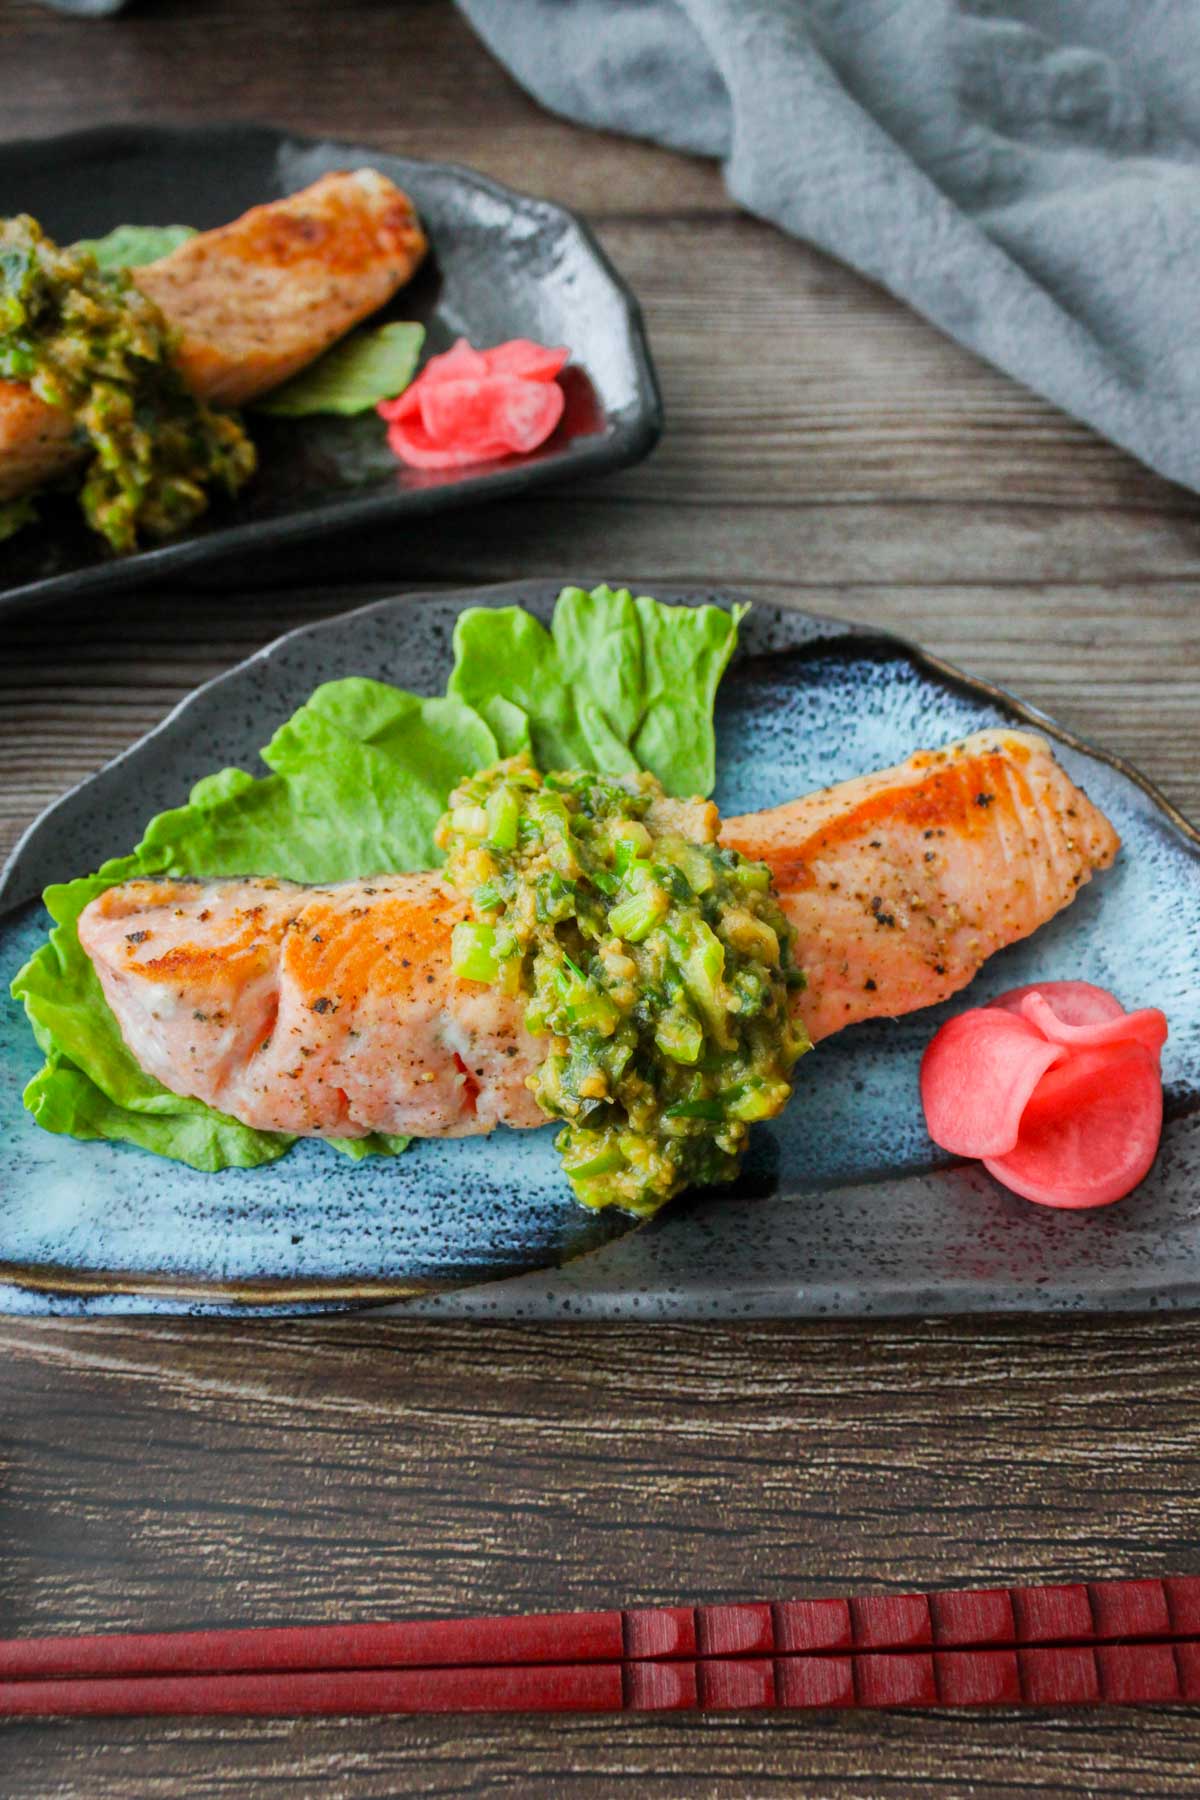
[310,996,338,1015]
[125,929,150,944]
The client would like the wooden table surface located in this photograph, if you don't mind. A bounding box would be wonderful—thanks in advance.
[3,3,1200,1793]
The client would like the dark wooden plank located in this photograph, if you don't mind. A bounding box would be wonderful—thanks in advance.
[3,1316,1200,1793]
[0,0,728,217]
[3,1709,1196,1799]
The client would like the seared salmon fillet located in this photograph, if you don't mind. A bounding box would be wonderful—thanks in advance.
[80,873,544,1140]
[0,381,76,503]
[722,728,1119,1042]
[0,169,426,500]
[78,730,1119,1141]
[133,169,427,406]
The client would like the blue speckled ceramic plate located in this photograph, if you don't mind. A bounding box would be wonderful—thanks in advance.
[1,581,1198,1318]
[0,125,661,615]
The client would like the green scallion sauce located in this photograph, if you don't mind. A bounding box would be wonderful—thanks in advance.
[0,214,256,553]
[436,755,810,1216]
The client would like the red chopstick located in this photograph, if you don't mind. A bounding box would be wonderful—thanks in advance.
[4,1645,1200,1716]
[4,1578,1199,1717]
[0,1608,626,1682]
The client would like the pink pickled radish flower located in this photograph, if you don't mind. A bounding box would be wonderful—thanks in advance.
[921,981,1167,1210]
[379,336,569,468]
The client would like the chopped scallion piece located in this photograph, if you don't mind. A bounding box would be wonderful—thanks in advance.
[607,888,668,943]
[450,803,489,841]
[485,784,521,849]
[562,1139,629,1179]
[655,1008,704,1065]
[450,920,500,984]
[722,1079,791,1121]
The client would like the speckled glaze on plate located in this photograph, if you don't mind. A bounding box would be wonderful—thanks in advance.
[1,581,1198,1318]
[0,125,662,615]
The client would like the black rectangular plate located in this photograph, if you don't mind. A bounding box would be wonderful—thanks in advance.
[0,125,662,615]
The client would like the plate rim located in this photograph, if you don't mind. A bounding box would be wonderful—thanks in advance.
[0,121,664,615]
[2,576,1198,1311]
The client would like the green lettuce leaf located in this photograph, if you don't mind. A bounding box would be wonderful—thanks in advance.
[12,585,746,1169]
[448,584,746,796]
[73,224,198,270]
[331,1133,415,1161]
[255,322,426,417]
[135,682,497,885]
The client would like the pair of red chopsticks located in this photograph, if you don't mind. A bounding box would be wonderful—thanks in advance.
[4,1577,1200,1717]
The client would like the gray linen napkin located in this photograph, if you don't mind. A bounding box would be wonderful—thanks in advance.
[458,0,1200,493]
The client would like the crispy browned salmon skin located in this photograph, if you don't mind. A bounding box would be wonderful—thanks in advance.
[0,169,427,500]
[78,730,1119,1141]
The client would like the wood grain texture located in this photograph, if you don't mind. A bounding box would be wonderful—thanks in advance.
[2,2,1200,1794]
[0,0,729,217]
[5,1317,1200,1794]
